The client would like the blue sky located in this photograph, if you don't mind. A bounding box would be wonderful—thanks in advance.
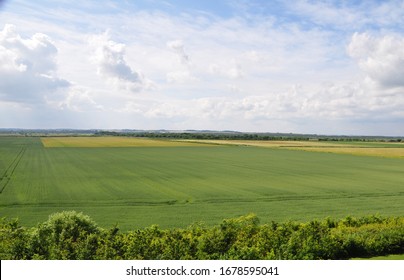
[1,0,404,135]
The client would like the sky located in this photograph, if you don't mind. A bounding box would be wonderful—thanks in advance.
[1,0,404,136]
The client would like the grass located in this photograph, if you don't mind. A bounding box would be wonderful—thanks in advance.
[1,136,404,231]
[352,254,404,260]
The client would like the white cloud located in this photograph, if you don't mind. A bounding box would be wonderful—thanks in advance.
[166,71,196,83]
[54,86,103,112]
[209,60,243,80]
[286,0,364,29]
[167,39,189,64]
[165,39,197,84]
[348,32,404,89]
[0,24,69,103]
[121,80,403,131]
[89,32,152,92]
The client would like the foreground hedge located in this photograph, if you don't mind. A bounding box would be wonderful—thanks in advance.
[1,212,404,260]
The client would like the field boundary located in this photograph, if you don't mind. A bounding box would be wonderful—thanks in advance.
[0,146,26,194]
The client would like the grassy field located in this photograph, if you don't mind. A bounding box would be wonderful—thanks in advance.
[1,136,404,230]
[352,254,404,260]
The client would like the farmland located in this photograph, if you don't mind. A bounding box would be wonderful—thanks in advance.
[1,136,404,231]
[177,139,404,158]
[41,136,213,147]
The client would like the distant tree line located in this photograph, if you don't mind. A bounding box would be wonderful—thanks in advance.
[0,129,402,142]
[94,131,403,142]
[1,129,402,142]
[96,131,309,141]
[1,211,404,260]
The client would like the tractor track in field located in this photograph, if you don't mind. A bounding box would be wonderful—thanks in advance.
[2,191,404,208]
[0,146,26,194]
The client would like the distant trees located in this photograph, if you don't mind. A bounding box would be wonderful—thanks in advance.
[94,131,403,142]
[1,212,404,260]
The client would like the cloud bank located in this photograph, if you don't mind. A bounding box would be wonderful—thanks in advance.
[0,24,69,103]
[0,0,404,135]
[348,32,404,89]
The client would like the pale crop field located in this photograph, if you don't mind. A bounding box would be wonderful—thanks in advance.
[177,139,404,158]
[176,139,352,147]
[286,146,404,158]
[41,136,213,147]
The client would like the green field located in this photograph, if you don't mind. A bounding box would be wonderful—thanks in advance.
[1,136,404,231]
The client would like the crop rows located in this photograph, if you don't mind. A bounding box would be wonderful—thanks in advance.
[0,146,26,193]
[1,137,404,230]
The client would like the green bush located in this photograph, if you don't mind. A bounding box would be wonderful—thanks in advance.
[30,211,100,259]
[1,212,404,260]
[0,217,32,259]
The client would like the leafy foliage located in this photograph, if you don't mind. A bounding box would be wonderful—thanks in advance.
[29,211,100,259]
[1,212,404,260]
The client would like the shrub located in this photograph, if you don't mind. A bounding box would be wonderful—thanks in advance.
[1,212,404,260]
[30,211,100,259]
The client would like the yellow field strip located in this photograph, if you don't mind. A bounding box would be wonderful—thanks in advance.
[286,147,404,158]
[41,137,214,147]
[176,139,357,147]
[176,139,404,158]
[40,137,404,158]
